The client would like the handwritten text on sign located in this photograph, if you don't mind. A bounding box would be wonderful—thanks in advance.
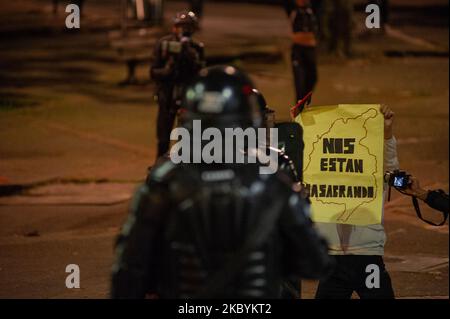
[297,104,384,225]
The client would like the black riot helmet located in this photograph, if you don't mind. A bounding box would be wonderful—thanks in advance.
[251,88,275,128]
[251,88,267,113]
[173,11,198,35]
[181,65,263,129]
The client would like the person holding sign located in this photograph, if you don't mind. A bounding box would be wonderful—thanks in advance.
[311,104,398,299]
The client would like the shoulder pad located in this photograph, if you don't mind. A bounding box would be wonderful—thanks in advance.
[147,159,177,184]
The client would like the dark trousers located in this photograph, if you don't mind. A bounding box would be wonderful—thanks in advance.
[315,255,395,299]
[156,89,177,158]
[292,46,318,102]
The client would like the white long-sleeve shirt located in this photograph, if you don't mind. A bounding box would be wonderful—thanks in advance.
[315,136,400,256]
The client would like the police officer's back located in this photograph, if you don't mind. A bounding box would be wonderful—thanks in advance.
[111,66,332,298]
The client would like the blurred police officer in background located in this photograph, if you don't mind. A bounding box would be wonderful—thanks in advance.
[111,65,332,299]
[284,0,319,104]
[322,0,354,57]
[151,11,205,159]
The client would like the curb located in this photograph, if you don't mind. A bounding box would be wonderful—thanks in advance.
[0,178,144,197]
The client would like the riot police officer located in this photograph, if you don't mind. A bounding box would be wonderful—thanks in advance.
[151,11,205,159]
[111,65,332,299]
[252,88,306,299]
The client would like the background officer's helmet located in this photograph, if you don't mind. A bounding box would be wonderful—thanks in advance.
[173,11,198,35]
[181,65,263,129]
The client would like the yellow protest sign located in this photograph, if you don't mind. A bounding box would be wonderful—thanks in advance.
[296,104,384,226]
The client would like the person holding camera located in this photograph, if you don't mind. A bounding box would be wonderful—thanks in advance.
[384,170,448,225]
[151,11,205,159]
[403,176,449,220]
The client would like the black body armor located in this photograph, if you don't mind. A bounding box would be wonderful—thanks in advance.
[111,159,332,298]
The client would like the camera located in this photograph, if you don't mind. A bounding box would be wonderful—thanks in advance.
[384,170,411,190]
[167,40,183,54]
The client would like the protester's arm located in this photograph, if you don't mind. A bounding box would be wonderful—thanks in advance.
[403,177,428,200]
[280,192,333,280]
[110,184,167,299]
[381,104,399,172]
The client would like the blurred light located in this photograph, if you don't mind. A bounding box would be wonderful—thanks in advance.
[186,89,195,100]
[222,87,232,99]
[225,66,236,75]
[195,83,205,94]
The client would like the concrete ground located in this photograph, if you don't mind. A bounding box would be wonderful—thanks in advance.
[0,0,448,298]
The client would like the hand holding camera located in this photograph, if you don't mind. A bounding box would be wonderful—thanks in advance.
[402,176,429,201]
[385,170,448,225]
